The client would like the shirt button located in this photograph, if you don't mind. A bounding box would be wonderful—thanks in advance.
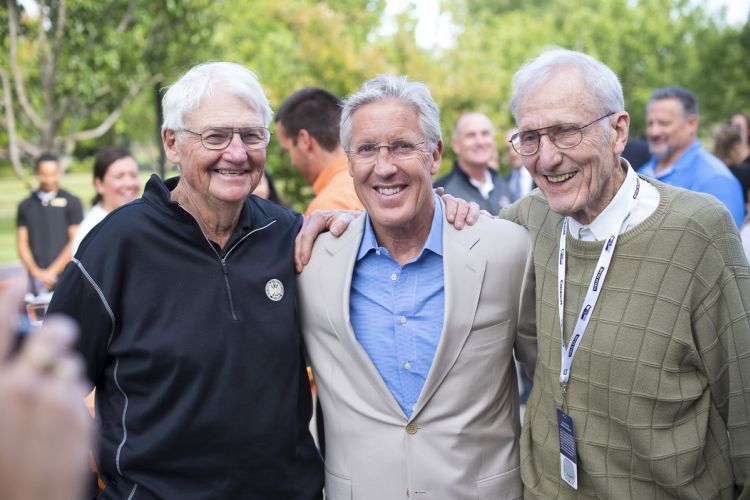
[399,316,407,325]
[390,273,398,281]
[406,423,417,434]
[403,361,412,370]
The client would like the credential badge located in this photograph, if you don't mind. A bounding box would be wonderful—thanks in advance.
[265,279,284,302]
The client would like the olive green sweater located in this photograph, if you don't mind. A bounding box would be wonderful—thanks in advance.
[501,177,750,499]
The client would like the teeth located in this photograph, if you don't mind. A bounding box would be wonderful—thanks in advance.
[547,172,575,183]
[377,187,402,195]
[216,169,244,176]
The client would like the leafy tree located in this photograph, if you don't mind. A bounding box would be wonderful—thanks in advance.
[213,0,389,209]
[439,0,749,149]
[0,0,220,179]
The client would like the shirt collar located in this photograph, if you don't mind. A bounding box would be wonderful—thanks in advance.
[357,192,444,261]
[568,162,637,241]
[468,168,495,199]
[647,140,702,178]
[37,190,58,203]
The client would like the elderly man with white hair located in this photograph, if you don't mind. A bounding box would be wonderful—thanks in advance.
[47,62,324,499]
[500,49,750,499]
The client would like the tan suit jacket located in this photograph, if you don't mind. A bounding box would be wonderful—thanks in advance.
[298,205,536,500]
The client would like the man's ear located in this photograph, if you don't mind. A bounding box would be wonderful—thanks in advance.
[687,114,699,136]
[298,129,314,152]
[430,140,444,175]
[162,129,180,164]
[612,112,630,155]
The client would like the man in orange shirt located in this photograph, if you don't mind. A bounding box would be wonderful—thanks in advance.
[276,88,363,215]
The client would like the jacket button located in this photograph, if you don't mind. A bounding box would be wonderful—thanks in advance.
[406,423,417,434]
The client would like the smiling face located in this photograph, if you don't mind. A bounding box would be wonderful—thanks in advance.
[516,69,628,224]
[95,156,141,211]
[452,113,495,172]
[347,98,442,241]
[163,89,266,211]
[646,98,698,165]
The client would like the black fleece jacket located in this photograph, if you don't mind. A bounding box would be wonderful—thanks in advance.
[48,175,323,499]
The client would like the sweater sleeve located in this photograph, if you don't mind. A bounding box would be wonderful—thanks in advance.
[514,239,537,380]
[46,259,115,389]
[691,226,750,498]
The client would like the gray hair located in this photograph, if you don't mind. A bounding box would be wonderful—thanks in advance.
[647,86,698,117]
[340,74,442,151]
[509,48,624,122]
[161,62,273,131]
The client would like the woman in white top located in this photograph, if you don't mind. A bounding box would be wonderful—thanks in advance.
[72,147,141,255]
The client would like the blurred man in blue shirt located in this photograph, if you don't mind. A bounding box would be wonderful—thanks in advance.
[638,86,745,227]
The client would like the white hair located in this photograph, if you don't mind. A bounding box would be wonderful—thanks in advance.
[510,48,624,121]
[161,62,273,131]
[340,74,441,151]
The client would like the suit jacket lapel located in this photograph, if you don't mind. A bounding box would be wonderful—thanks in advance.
[411,221,486,419]
[318,216,407,418]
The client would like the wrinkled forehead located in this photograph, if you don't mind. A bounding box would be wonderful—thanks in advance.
[184,91,264,129]
[350,98,422,140]
[517,70,593,126]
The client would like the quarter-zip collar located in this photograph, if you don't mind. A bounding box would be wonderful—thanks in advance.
[142,174,277,237]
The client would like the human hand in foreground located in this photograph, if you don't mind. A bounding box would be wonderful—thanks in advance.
[0,287,93,500]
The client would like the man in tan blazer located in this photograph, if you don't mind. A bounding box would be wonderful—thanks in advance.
[297,74,536,500]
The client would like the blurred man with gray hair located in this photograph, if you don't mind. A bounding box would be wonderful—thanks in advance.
[638,86,745,227]
[501,48,750,498]
[298,74,536,499]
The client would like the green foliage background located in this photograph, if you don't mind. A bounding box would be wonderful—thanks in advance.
[2,0,749,216]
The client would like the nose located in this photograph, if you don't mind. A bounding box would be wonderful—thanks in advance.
[372,149,398,177]
[536,133,561,167]
[222,131,249,162]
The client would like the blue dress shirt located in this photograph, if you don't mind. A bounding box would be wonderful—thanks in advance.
[638,141,745,227]
[350,195,444,417]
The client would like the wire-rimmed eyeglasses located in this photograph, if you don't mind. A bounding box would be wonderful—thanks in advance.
[181,127,272,150]
[509,112,616,156]
[346,140,430,164]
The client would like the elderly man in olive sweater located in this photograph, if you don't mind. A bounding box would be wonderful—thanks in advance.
[501,49,750,498]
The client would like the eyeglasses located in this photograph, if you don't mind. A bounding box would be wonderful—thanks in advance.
[509,112,616,156]
[181,127,271,150]
[346,140,429,164]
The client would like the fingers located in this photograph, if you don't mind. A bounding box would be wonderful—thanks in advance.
[329,211,361,237]
[442,194,458,224]
[295,213,327,273]
[295,210,361,272]
[0,315,92,500]
[467,202,481,225]
[479,209,494,219]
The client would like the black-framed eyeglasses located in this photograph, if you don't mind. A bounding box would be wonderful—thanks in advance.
[509,112,616,156]
[346,140,429,164]
[181,127,271,150]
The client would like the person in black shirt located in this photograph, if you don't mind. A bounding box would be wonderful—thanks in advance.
[16,154,83,293]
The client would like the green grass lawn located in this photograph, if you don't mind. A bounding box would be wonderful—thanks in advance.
[0,171,155,264]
